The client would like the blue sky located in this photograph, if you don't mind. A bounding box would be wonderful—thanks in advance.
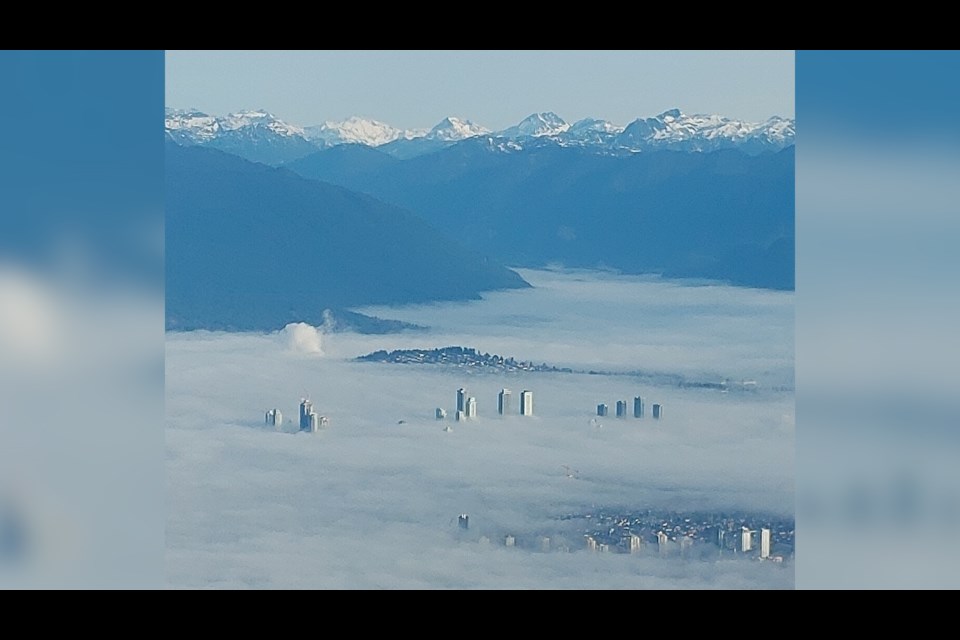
[166,50,794,130]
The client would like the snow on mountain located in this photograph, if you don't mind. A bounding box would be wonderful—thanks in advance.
[165,107,794,159]
[304,116,424,147]
[218,109,305,137]
[376,117,490,159]
[499,112,570,139]
[165,108,305,143]
[423,117,490,141]
[750,116,795,146]
[617,109,795,152]
[561,118,625,146]
[164,108,222,144]
[568,118,624,135]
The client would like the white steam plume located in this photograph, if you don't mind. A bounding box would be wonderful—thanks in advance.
[279,322,324,355]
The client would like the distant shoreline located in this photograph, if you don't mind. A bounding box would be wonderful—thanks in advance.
[356,346,788,392]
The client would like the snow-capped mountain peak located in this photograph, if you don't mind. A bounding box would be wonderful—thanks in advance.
[222,110,305,137]
[568,118,624,135]
[617,108,795,152]
[425,117,490,141]
[220,109,270,128]
[500,112,570,139]
[754,116,795,145]
[166,106,794,160]
[165,108,305,144]
[304,116,423,147]
[559,118,625,147]
[164,108,221,143]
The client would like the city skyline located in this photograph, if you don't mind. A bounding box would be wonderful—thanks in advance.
[262,385,671,431]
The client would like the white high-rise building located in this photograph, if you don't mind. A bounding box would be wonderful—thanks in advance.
[465,396,477,419]
[520,390,533,416]
[538,536,551,552]
[741,526,753,553]
[435,407,447,420]
[629,534,644,554]
[458,514,469,530]
[585,536,597,552]
[455,410,466,422]
[504,535,516,547]
[498,388,512,415]
[265,408,282,428]
[657,531,669,554]
[308,412,328,433]
[760,528,771,559]
[456,388,467,413]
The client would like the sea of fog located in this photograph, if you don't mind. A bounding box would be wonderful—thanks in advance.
[166,269,794,588]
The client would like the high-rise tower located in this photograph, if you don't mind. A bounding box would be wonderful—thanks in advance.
[519,390,533,416]
[616,400,628,418]
[498,388,512,416]
[299,398,313,431]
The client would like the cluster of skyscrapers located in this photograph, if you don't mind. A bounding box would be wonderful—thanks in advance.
[265,408,282,428]
[717,526,773,559]
[597,396,661,420]
[299,398,329,432]
[264,398,329,433]
[440,387,534,422]
[580,526,774,559]
[460,506,786,561]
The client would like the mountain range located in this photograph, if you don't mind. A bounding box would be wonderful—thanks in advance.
[165,142,529,331]
[166,107,795,165]
[165,108,317,166]
[287,141,794,291]
[166,106,794,330]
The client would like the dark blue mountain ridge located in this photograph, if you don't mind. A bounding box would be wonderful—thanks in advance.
[286,140,795,290]
[203,122,319,166]
[166,142,529,331]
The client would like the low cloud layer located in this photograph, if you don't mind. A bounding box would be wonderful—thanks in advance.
[166,269,794,588]
[353,269,795,387]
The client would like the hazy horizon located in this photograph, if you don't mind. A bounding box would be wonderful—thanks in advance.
[165,50,795,130]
